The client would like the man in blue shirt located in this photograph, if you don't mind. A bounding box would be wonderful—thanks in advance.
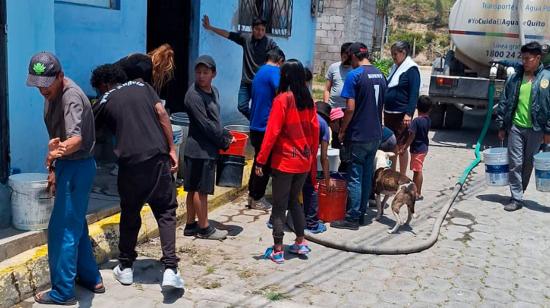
[331,42,388,230]
[247,48,285,210]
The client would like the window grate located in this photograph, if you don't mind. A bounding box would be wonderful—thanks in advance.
[238,0,293,37]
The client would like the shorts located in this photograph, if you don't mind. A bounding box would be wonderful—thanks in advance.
[183,157,216,195]
[384,112,410,146]
[379,134,397,152]
[410,153,427,172]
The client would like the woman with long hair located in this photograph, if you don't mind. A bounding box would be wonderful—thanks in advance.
[255,60,319,264]
[115,43,175,94]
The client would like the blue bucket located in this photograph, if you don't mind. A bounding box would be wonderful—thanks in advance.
[483,147,509,186]
[534,152,550,192]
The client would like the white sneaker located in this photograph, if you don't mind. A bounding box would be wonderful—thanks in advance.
[113,265,133,285]
[162,269,185,289]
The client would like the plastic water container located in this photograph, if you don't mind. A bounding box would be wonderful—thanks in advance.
[534,152,550,192]
[8,173,54,231]
[224,125,254,160]
[317,148,341,172]
[216,155,246,188]
[317,178,347,222]
[483,148,509,186]
[170,112,190,180]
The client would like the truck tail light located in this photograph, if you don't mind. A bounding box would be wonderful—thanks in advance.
[436,77,454,87]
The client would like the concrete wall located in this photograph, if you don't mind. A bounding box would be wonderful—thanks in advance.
[197,0,317,124]
[54,0,147,96]
[2,0,56,226]
[314,0,377,74]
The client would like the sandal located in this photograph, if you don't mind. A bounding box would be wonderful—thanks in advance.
[76,278,105,294]
[34,291,77,306]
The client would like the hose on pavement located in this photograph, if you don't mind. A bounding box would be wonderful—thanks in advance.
[304,74,497,254]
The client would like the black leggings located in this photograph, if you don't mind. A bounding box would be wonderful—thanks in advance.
[271,170,308,245]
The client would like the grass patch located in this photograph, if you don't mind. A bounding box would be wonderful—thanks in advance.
[206,266,216,275]
[202,280,222,289]
[237,269,255,279]
[312,88,323,101]
[265,291,287,301]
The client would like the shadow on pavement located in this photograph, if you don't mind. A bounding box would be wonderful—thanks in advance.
[210,220,244,237]
[476,193,550,213]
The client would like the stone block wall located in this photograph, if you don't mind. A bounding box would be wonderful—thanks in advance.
[314,0,377,75]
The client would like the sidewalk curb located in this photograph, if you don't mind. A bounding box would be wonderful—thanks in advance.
[0,161,252,308]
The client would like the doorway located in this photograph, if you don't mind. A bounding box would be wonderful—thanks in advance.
[147,0,191,113]
[0,0,8,183]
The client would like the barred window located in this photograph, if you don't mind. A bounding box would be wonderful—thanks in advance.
[238,0,293,37]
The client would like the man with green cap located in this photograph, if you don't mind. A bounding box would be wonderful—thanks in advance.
[26,51,103,305]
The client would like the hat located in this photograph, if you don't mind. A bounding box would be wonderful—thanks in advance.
[348,42,368,56]
[316,101,332,123]
[194,55,216,71]
[26,52,62,87]
[330,108,344,121]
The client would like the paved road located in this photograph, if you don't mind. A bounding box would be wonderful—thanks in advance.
[21,113,550,307]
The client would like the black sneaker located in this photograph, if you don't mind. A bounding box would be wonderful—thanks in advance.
[330,220,359,230]
[183,222,199,236]
[504,200,523,212]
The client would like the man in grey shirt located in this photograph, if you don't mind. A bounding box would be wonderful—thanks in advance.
[27,52,103,305]
[202,15,278,120]
[324,42,353,108]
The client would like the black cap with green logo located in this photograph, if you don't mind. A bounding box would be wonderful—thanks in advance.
[26,52,62,88]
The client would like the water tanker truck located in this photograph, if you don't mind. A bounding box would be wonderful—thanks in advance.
[429,0,550,129]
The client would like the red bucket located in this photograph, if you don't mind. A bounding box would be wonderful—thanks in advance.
[219,131,248,156]
[317,179,347,222]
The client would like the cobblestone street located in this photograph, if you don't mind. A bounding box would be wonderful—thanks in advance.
[23,114,550,307]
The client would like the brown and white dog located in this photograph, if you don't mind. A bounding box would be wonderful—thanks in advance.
[373,150,417,234]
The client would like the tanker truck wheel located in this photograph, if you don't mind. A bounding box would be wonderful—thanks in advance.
[429,103,445,129]
[444,105,464,129]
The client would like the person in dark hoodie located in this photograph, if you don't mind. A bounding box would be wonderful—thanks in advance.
[182,55,234,240]
[202,15,278,120]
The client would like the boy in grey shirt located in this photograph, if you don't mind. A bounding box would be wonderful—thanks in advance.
[324,42,353,108]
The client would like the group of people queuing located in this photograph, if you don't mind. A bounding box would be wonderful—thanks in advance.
[203,15,432,259]
[24,9,550,304]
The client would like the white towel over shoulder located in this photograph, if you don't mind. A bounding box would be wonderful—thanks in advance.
[387,56,420,90]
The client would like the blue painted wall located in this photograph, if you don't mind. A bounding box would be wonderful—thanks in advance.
[6,0,55,173]
[54,0,147,96]
[2,0,56,227]
[197,0,317,124]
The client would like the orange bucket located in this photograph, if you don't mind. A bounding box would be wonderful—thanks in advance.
[219,131,248,156]
[317,178,347,222]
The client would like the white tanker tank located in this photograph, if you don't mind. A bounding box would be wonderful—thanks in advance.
[449,0,550,77]
[428,0,550,129]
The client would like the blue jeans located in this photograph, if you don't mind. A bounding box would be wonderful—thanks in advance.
[302,176,319,229]
[345,141,380,222]
[48,158,101,302]
[237,81,252,120]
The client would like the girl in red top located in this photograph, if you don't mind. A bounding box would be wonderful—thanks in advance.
[256,60,319,264]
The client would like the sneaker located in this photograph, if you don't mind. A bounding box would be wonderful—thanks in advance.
[416,195,424,201]
[330,220,359,230]
[113,265,133,285]
[288,241,311,255]
[263,247,284,264]
[266,216,273,229]
[248,196,272,210]
[183,222,199,236]
[110,165,119,176]
[161,268,185,290]
[197,226,228,240]
[504,200,523,212]
[305,222,327,234]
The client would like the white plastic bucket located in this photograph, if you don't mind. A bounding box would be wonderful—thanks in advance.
[317,148,341,172]
[8,173,54,231]
[534,152,550,192]
[483,147,509,186]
